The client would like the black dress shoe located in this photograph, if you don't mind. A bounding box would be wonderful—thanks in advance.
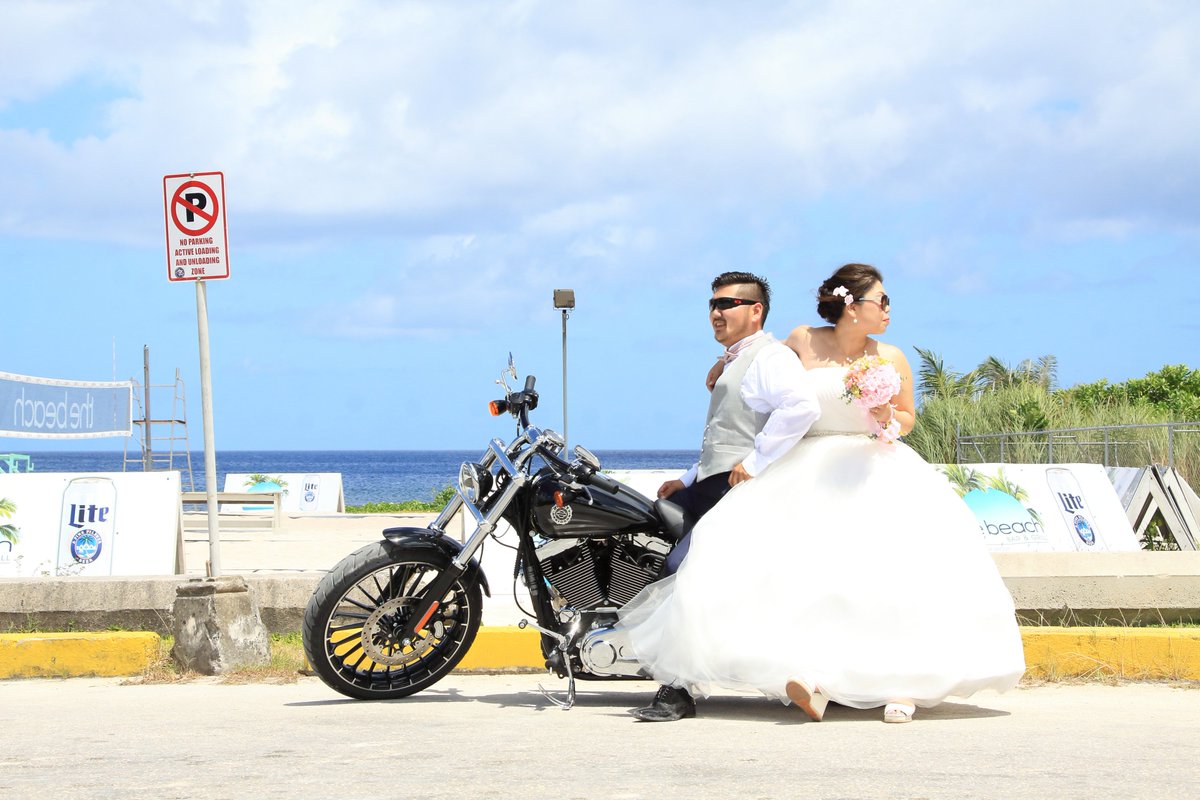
[630,685,696,722]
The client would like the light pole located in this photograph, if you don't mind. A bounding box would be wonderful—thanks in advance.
[553,289,575,449]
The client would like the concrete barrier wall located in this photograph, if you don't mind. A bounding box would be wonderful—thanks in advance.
[995,551,1200,624]
[3,551,1200,634]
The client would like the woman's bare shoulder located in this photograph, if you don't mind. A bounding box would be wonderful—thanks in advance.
[876,341,912,367]
[784,324,820,343]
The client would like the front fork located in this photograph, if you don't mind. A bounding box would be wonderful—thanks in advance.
[398,438,528,641]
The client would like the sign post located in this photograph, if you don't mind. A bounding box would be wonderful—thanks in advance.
[164,171,230,576]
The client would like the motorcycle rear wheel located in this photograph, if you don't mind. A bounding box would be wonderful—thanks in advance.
[302,541,483,700]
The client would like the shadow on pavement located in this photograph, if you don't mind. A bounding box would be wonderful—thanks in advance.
[288,683,1012,724]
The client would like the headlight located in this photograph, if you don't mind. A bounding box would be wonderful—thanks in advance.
[458,462,493,504]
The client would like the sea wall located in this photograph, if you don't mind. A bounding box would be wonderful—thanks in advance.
[3,552,1200,634]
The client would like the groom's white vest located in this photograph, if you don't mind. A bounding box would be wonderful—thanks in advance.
[696,334,773,481]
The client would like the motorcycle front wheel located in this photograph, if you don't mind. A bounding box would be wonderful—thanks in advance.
[302,540,483,700]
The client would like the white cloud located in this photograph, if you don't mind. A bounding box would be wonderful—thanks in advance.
[0,0,1197,254]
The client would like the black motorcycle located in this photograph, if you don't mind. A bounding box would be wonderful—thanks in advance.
[302,357,685,706]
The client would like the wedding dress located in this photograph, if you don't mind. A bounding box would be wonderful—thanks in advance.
[619,367,1025,709]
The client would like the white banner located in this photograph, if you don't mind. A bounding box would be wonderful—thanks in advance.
[222,473,346,513]
[0,472,179,577]
[609,463,1141,553]
[932,463,1138,551]
[0,371,133,438]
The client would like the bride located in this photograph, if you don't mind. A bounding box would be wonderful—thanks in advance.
[619,263,1026,723]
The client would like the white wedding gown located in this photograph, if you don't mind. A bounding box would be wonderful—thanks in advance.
[619,367,1026,709]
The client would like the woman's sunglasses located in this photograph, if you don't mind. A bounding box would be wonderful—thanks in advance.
[856,294,890,309]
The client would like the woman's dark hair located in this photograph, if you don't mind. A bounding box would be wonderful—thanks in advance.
[815,263,883,324]
[712,270,771,324]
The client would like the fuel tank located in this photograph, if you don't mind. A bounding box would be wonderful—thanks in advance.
[529,469,659,538]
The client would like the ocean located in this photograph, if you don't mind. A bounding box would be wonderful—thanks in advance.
[13,449,697,507]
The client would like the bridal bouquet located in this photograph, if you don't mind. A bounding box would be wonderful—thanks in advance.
[842,355,902,444]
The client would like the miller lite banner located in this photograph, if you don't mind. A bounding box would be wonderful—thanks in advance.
[1,371,133,438]
[934,463,1140,552]
[0,472,179,577]
[221,473,346,513]
[608,465,1141,554]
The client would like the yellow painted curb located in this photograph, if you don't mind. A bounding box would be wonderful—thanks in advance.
[1022,627,1200,681]
[455,626,1200,679]
[0,632,162,678]
[456,627,543,670]
[4,626,1198,680]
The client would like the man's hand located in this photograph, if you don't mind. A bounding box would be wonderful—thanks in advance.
[658,479,686,499]
[706,359,725,392]
[728,464,753,486]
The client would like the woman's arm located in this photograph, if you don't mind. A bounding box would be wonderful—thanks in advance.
[706,359,724,391]
[872,344,916,435]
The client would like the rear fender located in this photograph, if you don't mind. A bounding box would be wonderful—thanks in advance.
[381,526,491,597]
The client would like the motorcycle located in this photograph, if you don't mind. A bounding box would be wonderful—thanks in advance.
[301,357,686,707]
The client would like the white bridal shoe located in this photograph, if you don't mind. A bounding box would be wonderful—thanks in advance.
[883,702,915,723]
[785,678,829,722]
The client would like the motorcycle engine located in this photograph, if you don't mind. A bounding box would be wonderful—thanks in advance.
[536,534,670,611]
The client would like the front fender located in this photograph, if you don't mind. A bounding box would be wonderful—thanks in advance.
[380,526,491,597]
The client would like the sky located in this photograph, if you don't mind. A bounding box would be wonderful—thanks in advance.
[1,0,1198,453]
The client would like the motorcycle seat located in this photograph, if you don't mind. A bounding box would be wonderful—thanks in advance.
[653,498,687,543]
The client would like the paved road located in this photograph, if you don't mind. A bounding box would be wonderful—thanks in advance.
[3,675,1197,799]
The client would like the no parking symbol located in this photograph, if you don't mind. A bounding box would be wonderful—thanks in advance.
[163,171,230,281]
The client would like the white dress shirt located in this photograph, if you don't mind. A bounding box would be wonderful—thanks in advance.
[679,333,820,486]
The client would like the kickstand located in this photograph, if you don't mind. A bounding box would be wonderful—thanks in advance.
[519,618,576,711]
[536,651,576,710]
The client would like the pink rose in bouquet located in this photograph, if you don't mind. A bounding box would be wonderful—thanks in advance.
[842,355,902,443]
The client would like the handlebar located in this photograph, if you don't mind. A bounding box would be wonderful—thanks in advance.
[490,363,619,495]
[579,468,621,494]
[492,374,539,424]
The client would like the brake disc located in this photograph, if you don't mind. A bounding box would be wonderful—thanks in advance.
[360,596,445,666]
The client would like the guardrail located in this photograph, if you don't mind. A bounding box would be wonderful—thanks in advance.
[955,421,1200,470]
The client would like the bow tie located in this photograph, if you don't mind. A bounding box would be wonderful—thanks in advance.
[722,332,766,364]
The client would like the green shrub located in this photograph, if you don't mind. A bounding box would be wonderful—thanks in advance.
[346,485,457,514]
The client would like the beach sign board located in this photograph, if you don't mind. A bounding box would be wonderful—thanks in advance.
[0,471,180,577]
[1,371,133,439]
[163,171,229,281]
[221,473,346,513]
[936,462,1140,552]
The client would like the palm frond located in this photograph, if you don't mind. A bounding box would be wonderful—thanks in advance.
[977,356,1012,390]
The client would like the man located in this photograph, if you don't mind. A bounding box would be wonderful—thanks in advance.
[631,270,821,722]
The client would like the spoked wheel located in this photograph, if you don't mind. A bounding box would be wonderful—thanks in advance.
[302,541,482,700]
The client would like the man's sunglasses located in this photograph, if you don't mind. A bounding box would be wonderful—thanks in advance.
[856,294,890,309]
[709,297,762,312]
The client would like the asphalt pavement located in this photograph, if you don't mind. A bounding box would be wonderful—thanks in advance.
[3,674,1197,800]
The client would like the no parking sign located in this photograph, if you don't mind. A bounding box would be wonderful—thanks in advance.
[163,171,230,281]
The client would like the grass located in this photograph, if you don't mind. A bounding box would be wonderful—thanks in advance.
[907,385,1200,488]
[1016,608,1200,627]
[124,632,309,685]
[345,486,456,514]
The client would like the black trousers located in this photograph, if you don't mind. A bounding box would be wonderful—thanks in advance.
[662,471,732,575]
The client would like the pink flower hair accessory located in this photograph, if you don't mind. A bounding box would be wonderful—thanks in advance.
[830,286,854,305]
